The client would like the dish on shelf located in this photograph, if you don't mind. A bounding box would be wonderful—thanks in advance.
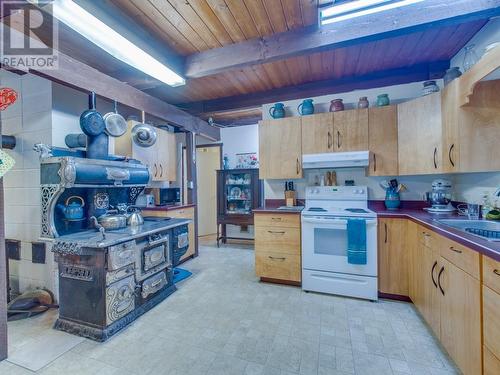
[229,187,241,199]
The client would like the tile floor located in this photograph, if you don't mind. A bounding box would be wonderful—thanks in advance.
[2,241,459,375]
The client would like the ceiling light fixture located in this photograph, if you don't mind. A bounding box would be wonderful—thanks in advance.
[52,0,185,87]
[320,0,425,26]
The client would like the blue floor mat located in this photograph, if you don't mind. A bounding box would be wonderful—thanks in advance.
[173,268,192,283]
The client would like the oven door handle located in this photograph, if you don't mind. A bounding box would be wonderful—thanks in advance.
[302,217,376,226]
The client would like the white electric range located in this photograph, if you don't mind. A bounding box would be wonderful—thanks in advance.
[301,186,378,301]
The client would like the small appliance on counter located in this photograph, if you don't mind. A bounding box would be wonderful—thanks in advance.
[135,193,155,208]
[156,187,181,206]
[424,179,456,213]
[284,181,296,207]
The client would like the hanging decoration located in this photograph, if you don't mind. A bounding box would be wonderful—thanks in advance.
[0,149,15,177]
[0,87,18,111]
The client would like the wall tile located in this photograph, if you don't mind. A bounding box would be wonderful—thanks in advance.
[23,110,52,132]
[8,259,20,276]
[4,147,24,170]
[23,168,40,187]
[20,242,32,261]
[3,169,24,188]
[5,222,23,239]
[1,115,23,134]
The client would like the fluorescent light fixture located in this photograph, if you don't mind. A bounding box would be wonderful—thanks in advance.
[321,0,390,18]
[321,0,425,25]
[52,0,185,87]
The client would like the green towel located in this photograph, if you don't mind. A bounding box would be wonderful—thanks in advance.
[347,219,367,265]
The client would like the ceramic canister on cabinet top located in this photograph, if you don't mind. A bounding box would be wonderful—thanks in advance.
[329,99,344,112]
[269,103,285,118]
[376,94,390,107]
[298,99,314,115]
[358,97,369,109]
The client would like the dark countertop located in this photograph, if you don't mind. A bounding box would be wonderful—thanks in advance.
[53,218,191,249]
[142,204,196,212]
[373,206,500,262]
[253,206,304,214]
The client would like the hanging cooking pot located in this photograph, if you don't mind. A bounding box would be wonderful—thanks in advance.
[80,92,105,136]
[103,100,127,137]
[131,111,157,147]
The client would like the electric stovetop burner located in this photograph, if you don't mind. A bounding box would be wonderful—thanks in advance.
[308,207,327,212]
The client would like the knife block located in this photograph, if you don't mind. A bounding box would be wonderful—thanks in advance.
[285,190,296,207]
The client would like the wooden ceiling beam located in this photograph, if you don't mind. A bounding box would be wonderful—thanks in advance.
[184,0,500,78]
[178,60,450,114]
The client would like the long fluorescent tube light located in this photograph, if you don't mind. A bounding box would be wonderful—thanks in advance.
[52,0,185,87]
[321,0,425,25]
[321,0,390,18]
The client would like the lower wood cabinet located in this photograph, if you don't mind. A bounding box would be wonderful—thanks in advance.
[483,256,500,375]
[377,218,408,295]
[143,206,196,262]
[254,212,301,283]
[408,223,481,375]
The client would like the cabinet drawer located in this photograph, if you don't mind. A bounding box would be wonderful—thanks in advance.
[254,213,300,228]
[255,226,300,255]
[168,207,194,219]
[418,226,437,249]
[255,251,301,282]
[483,256,500,294]
[484,345,500,375]
[483,285,500,360]
[439,238,479,279]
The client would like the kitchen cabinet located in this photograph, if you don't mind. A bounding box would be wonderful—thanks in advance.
[254,212,301,283]
[408,223,482,375]
[301,113,333,154]
[114,120,177,182]
[398,92,442,175]
[333,108,368,152]
[483,255,500,374]
[377,218,408,295]
[143,206,196,262]
[259,118,302,179]
[367,105,398,176]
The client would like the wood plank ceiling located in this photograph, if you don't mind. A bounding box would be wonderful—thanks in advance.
[109,0,486,111]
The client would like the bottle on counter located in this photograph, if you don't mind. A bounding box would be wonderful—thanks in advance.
[481,192,492,219]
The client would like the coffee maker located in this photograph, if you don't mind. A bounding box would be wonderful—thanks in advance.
[424,179,455,213]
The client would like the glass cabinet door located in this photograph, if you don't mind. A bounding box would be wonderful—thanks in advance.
[225,172,252,215]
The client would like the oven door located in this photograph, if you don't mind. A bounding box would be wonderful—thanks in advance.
[301,215,377,276]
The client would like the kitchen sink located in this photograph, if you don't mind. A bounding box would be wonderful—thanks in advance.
[436,219,500,241]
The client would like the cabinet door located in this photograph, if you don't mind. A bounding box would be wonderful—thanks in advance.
[377,218,408,295]
[407,221,420,303]
[398,93,442,175]
[483,285,500,363]
[333,108,368,152]
[441,79,460,173]
[439,257,481,375]
[367,106,398,176]
[421,245,441,336]
[157,130,177,181]
[259,118,302,179]
[301,113,334,154]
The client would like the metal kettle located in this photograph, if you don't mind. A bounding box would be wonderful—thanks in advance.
[127,207,144,226]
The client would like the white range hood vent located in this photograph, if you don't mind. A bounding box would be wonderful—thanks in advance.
[302,151,370,169]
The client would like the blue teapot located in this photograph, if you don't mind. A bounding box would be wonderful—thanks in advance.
[269,103,285,119]
[57,196,85,220]
[298,99,314,115]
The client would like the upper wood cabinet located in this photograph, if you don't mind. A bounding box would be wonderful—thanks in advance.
[114,121,177,182]
[398,92,442,175]
[301,113,334,154]
[377,218,408,295]
[333,108,368,152]
[367,105,398,176]
[259,118,302,179]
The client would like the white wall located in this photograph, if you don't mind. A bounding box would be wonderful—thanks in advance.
[220,124,259,169]
[1,71,54,295]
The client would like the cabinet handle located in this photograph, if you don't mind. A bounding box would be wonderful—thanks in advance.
[153,163,158,177]
[448,144,455,167]
[438,266,445,296]
[433,147,437,169]
[160,164,163,178]
[384,222,387,243]
[422,231,431,237]
[373,153,377,172]
[493,269,500,277]
[268,256,286,261]
[268,230,285,234]
[337,130,341,149]
[327,131,332,149]
[449,246,462,254]
[296,158,300,175]
[271,217,282,222]
[431,261,438,288]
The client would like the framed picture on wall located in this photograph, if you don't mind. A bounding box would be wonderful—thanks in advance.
[235,152,259,169]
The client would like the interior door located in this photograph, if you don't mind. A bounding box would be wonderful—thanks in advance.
[196,146,220,236]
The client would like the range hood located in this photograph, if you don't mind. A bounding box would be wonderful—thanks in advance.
[302,151,370,169]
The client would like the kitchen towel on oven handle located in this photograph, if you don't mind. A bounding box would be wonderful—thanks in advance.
[347,218,367,265]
